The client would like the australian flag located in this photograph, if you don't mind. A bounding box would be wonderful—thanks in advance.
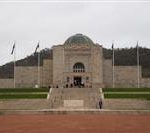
[35,42,40,53]
[11,43,15,55]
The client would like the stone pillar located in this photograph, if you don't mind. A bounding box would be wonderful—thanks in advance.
[53,45,64,87]
[91,45,104,88]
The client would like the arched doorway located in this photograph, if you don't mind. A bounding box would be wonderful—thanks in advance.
[73,62,85,87]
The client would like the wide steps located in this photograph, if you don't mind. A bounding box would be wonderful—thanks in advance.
[49,88,101,109]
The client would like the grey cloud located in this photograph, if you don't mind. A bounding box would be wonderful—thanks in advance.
[0,2,150,65]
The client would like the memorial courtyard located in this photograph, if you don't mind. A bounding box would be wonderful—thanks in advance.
[0,114,150,133]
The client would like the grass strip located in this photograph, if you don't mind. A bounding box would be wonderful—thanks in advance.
[0,92,48,95]
[104,93,150,100]
[0,94,47,99]
[103,88,150,92]
[0,88,49,93]
[104,92,150,94]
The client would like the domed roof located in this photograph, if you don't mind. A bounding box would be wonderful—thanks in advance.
[64,33,94,45]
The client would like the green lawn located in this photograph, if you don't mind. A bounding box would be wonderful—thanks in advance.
[103,88,150,92]
[0,88,49,93]
[0,88,49,99]
[103,88,150,100]
[104,93,150,100]
[0,94,47,99]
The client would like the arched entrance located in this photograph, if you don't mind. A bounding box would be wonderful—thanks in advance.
[73,62,85,87]
[74,76,82,86]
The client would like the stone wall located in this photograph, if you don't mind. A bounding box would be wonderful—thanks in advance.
[103,60,147,88]
[41,60,53,87]
[103,59,113,87]
[15,66,38,88]
[15,59,52,88]
[15,60,52,87]
[0,59,52,88]
[0,79,14,88]
[141,78,150,88]
[114,66,141,88]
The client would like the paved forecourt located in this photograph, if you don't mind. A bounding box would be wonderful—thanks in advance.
[0,114,150,133]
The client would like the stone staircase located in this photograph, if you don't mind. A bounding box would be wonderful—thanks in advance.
[103,99,150,110]
[0,99,51,110]
[48,88,101,109]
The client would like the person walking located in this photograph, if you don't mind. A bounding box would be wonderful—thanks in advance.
[99,98,103,109]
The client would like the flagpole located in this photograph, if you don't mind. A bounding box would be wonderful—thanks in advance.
[38,41,40,88]
[112,42,115,88]
[137,41,140,88]
[14,41,16,88]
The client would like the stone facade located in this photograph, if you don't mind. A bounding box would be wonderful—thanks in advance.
[103,59,113,87]
[0,33,150,88]
[15,60,52,88]
[114,66,141,88]
[52,42,103,88]
[141,78,150,88]
[53,45,64,87]
[0,79,14,88]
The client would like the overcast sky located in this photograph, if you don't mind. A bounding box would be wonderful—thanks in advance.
[0,1,150,65]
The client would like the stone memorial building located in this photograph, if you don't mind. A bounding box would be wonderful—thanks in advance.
[0,33,150,88]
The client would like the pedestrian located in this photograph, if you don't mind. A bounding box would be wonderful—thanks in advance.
[48,86,51,89]
[99,98,103,109]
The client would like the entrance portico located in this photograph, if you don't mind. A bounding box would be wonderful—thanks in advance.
[74,76,82,87]
[63,72,92,88]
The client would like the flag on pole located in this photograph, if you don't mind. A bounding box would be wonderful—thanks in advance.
[112,43,115,88]
[34,42,40,53]
[136,41,140,88]
[34,41,40,88]
[136,41,139,50]
[11,41,16,88]
[112,43,114,50]
[11,43,15,55]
